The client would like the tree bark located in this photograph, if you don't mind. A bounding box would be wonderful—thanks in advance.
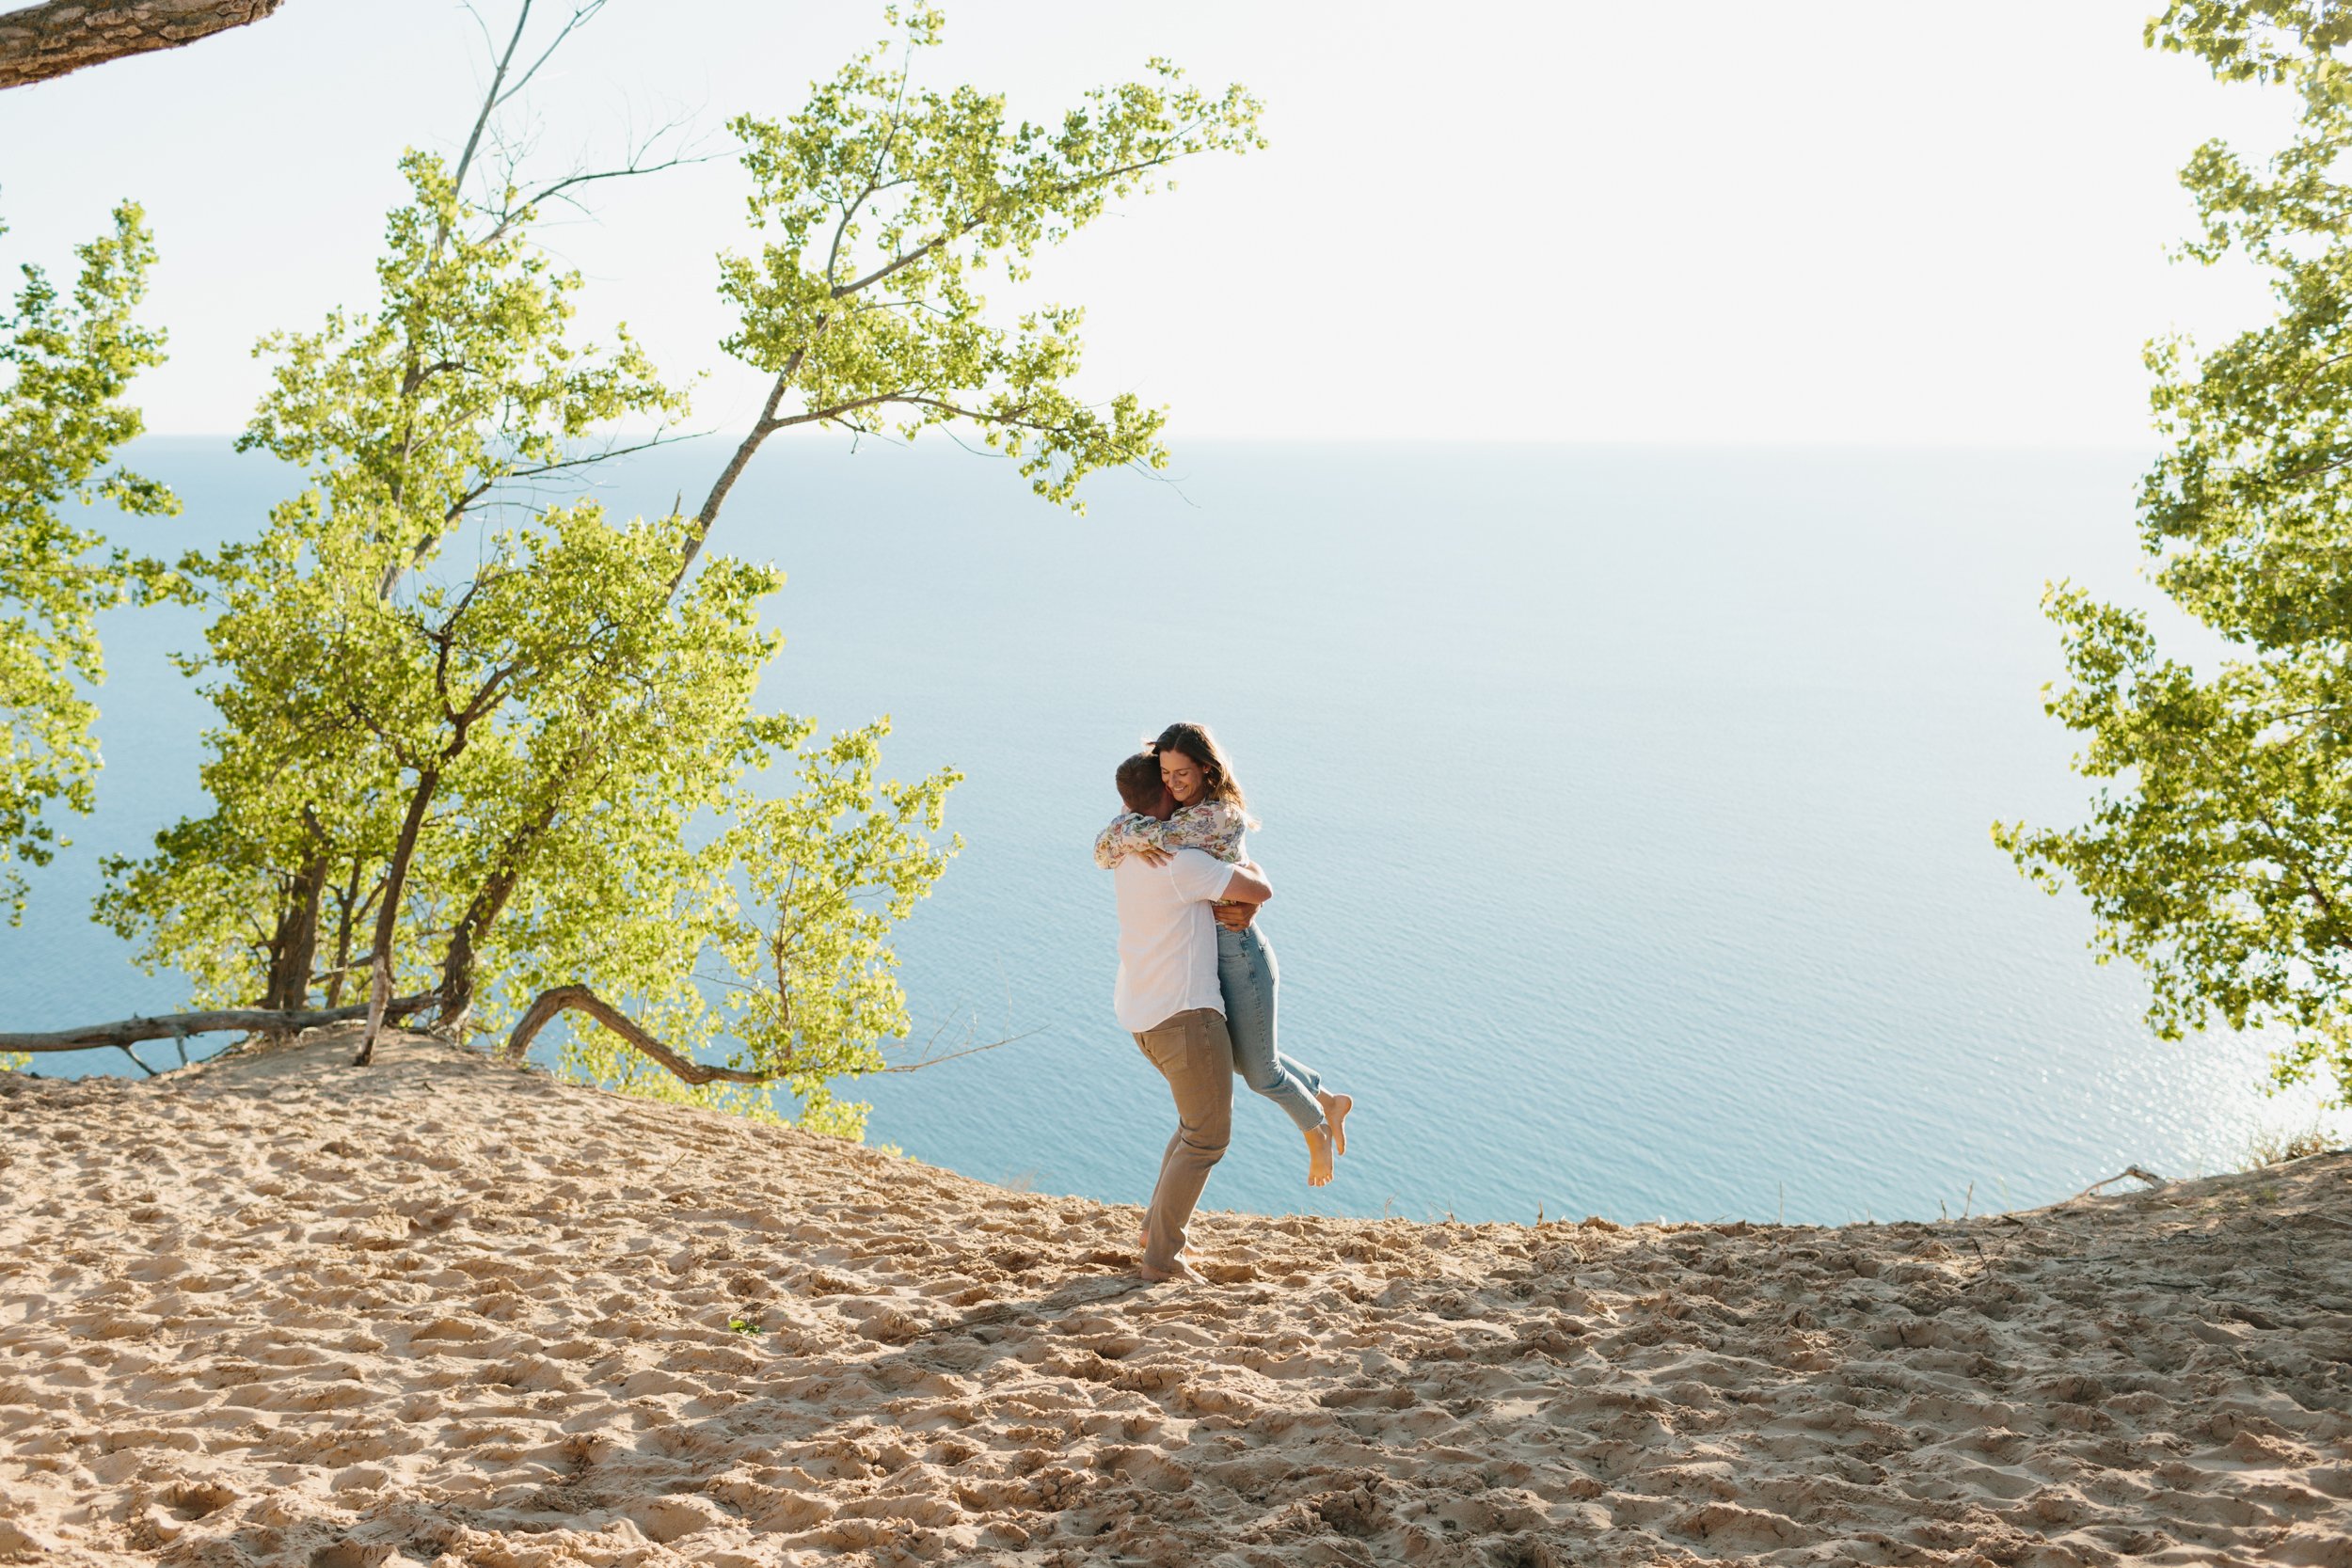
[668,360,799,593]
[501,983,779,1085]
[0,990,437,1053]
[436,790,562,1034]
[0,0,285,91]
[261,812,329,1013]
[323,862,369,1007]
[357,766,439,1067]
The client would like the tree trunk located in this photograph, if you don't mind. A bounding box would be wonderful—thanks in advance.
[501,983,779,1085]
[436,911,481,1035]
[322,862,367,1007]
[0,0,286,91]
[436,791,562,1034]
[668,362,797,593]
[357,767,439,1066]
[261,817,329,1013]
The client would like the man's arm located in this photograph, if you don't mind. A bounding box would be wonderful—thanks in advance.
[1168,847,1269,911]
[1218,863,1273,905]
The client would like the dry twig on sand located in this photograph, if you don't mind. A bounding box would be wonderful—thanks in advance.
[2073,1165,2167,1200]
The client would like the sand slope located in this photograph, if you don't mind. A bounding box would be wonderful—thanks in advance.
[1,1028,2348,1567]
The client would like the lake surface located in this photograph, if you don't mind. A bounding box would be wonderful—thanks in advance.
[7,438,2341,1226]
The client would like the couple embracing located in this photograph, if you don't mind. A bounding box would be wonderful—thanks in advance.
[1098,721,1353,1285]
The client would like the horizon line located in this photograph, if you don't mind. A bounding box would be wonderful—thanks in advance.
[123,432,2169,452]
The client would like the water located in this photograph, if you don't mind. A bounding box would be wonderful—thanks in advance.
[7,438,2342,1226]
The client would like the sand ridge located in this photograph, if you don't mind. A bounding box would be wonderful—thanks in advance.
[1,1028,2347,1567]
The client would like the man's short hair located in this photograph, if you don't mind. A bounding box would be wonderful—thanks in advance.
[1115,751,1162,812]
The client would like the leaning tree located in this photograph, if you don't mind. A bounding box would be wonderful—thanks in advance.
[5,2,1261,1134]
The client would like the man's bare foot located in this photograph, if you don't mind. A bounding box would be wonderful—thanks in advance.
[1306,1124,1336,1187]
[1137,1258,1208,1285]
[1318,1091,1353,1157]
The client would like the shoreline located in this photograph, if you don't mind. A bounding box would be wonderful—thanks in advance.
[6,1036,2323,1236]
[3,1028,2346,1566]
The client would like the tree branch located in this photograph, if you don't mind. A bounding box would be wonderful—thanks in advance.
[670,354,805,592]
[879,1029,1030,1073]
[500,982,780,1084]
[832,223,971,300]
[0,0,285,92]
[0,991,438,1053]
[449,0,537,210]
[827,139,1214,300]
[479,142,723,245]
[486,0,602,118]
[444,428,697,526]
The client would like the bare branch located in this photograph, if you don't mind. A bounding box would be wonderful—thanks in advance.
[501,983,781,1084]
[2072,1165,2168,1199]
[879,1028,1034,1073]
[450,0,536,221]
[0,992,439,1053]
[479,139,726,245]
[445,427,700,526]
[492,0,605,117]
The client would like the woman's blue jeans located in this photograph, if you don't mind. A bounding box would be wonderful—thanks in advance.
[1217,922,1327,1133]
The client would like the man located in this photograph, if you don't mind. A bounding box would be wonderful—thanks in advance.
[1109,750,1274,1284]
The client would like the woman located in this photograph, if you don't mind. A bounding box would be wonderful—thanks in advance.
[1095,721,1352,1187]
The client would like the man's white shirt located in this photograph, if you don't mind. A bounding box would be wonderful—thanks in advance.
[1112,847,1236,1033]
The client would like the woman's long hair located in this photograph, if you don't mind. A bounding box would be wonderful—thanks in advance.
[1153,721,1250,816]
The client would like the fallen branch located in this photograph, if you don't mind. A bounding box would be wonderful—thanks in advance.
[500,984,778,1084]
[2074,1165,2167,1200]
[0,991,438,1053]
[501,985,1031,1088]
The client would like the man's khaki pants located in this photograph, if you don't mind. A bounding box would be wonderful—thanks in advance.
[1133,1006,1234,1274]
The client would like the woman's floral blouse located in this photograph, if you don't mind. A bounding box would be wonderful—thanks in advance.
[1093,800,1248,869]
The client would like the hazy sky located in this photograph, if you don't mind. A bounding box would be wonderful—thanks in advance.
[0,1,2297,442]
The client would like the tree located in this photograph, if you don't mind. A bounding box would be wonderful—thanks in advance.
[429,2,1265,1031]
[678,2,1264,580]
[63,2,1260,1131]
[1996,1,2352,1106]
[0,201,178,927]
[0,1,287,92]
[94,137,692,1021]
[499,720,960,1136]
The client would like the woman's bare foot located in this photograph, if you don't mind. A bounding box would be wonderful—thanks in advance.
[1138,1257,1208,1284]
[1305,1124,1336,1187]
[1318,1091,1353,1157]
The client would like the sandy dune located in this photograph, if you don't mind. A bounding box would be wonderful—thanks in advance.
[1,1028,2347,1567]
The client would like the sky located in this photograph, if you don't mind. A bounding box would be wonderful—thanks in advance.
[0,0,2301,443]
